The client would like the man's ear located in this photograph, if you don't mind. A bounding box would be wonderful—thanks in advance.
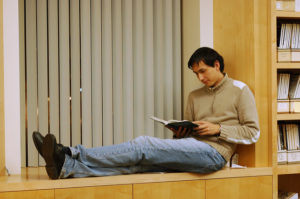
[214,60,220,71]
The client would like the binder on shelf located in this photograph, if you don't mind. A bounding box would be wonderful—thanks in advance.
[291,49,300,62]
[278,124,288,164]
[278,49,291,62]
[277,22,300,62]
[278,73,291,113]
[278,150,288,164]
[288,74,300,112]
[277,123,300,164]
[278,100,290,113]
[287,150,300,163]
[291,24,300,61]
[276,0,295,11]
[296,0,300,11]
[278,191,298,199]
[289,99,300,112]
[278,23,290,62]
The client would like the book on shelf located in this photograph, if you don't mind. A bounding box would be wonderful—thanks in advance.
[278,191,298,199]
[277,73,290,113]
[150,116,198,130]
[277,73,300,113]
[288,74,300,99]
[277,123,300,164]
[277,73,290,100]
[288,74,300,112]
[278,22,300,62]
[296,0,300,11]
[276,0,295,11]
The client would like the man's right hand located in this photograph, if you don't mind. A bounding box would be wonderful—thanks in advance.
[166,126,192,138]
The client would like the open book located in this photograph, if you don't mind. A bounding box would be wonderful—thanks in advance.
[150,116,198,129]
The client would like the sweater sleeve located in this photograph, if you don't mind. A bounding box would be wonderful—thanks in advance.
[218,86,260,145]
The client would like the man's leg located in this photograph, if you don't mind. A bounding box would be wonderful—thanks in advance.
[60,136,226,178]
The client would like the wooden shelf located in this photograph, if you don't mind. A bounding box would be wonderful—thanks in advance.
[277,164,300,175]
[277,113,300,120]
[275,10,300,18]
[276,62,300,69]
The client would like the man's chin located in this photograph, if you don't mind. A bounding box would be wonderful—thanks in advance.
[202,82,211,86]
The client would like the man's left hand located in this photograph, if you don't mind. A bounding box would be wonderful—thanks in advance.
[192,121,220,136]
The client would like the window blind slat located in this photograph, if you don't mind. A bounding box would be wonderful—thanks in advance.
[122,0,134,142]
[112,0,123,144]
[59,0,70,146]
[48,0,60,144]
[164,0,173,138]
[133,0,144,138]
[102,0,113,146]
[26,0,38,166]
[70,0,81,146]
[154,0,164,138]
[144,0,154,137]
[173,0,182,120]
[81,0,92,148]
[91,0,102,147]
[37,0,48,166]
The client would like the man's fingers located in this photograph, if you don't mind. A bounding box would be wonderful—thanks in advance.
[179,127,186,137]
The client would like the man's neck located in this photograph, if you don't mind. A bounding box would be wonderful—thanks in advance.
[211,73,225,88]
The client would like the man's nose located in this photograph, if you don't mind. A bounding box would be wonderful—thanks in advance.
[197,73,203,80]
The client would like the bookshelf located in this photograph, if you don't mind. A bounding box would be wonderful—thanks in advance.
[276,62,300,69]
[214,0,300,197]
[277,164,300,174]
[271,0,300,197]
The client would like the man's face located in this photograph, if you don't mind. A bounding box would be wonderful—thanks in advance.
[192,60,223,87]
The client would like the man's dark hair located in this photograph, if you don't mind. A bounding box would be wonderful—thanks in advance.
[188,47,224,72]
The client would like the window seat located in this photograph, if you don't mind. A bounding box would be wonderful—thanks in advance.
[0,167,272,193]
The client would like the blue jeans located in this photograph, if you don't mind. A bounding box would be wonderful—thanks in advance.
[59,136,226,178]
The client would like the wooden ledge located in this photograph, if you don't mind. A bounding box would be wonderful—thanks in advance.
[0,167,272,193]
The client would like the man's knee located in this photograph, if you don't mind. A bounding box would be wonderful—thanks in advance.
[132,135,150,143]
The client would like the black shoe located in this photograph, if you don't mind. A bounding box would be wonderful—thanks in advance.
[42,134,65,179]
[32,131,71,157]
[32,131,45,158]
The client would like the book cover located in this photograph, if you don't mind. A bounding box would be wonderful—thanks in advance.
[150,116,198,129]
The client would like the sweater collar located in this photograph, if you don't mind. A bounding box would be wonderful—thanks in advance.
[205,73,228,93]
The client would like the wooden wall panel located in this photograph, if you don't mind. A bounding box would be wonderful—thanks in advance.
[133,180,205,199]
[214,0,269,167]
[0,190,54,199]
[55,185,132,199]
[206,176,272,199]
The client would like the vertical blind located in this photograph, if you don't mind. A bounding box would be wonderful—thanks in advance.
[23,0,181,167]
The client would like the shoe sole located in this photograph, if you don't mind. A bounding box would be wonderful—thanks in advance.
[42,134,59,179]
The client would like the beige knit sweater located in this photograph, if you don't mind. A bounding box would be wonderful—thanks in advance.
[185,74,260,162]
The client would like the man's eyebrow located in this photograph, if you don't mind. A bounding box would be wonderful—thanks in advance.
[193,68,204,73]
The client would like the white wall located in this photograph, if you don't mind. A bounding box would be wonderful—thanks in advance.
[200,0,213,48]
[4,0,21,174]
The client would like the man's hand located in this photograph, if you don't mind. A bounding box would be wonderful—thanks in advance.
[192,121,220,136]
[166,126,192,138]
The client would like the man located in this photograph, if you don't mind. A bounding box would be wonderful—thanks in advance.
[33,47,260,179]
